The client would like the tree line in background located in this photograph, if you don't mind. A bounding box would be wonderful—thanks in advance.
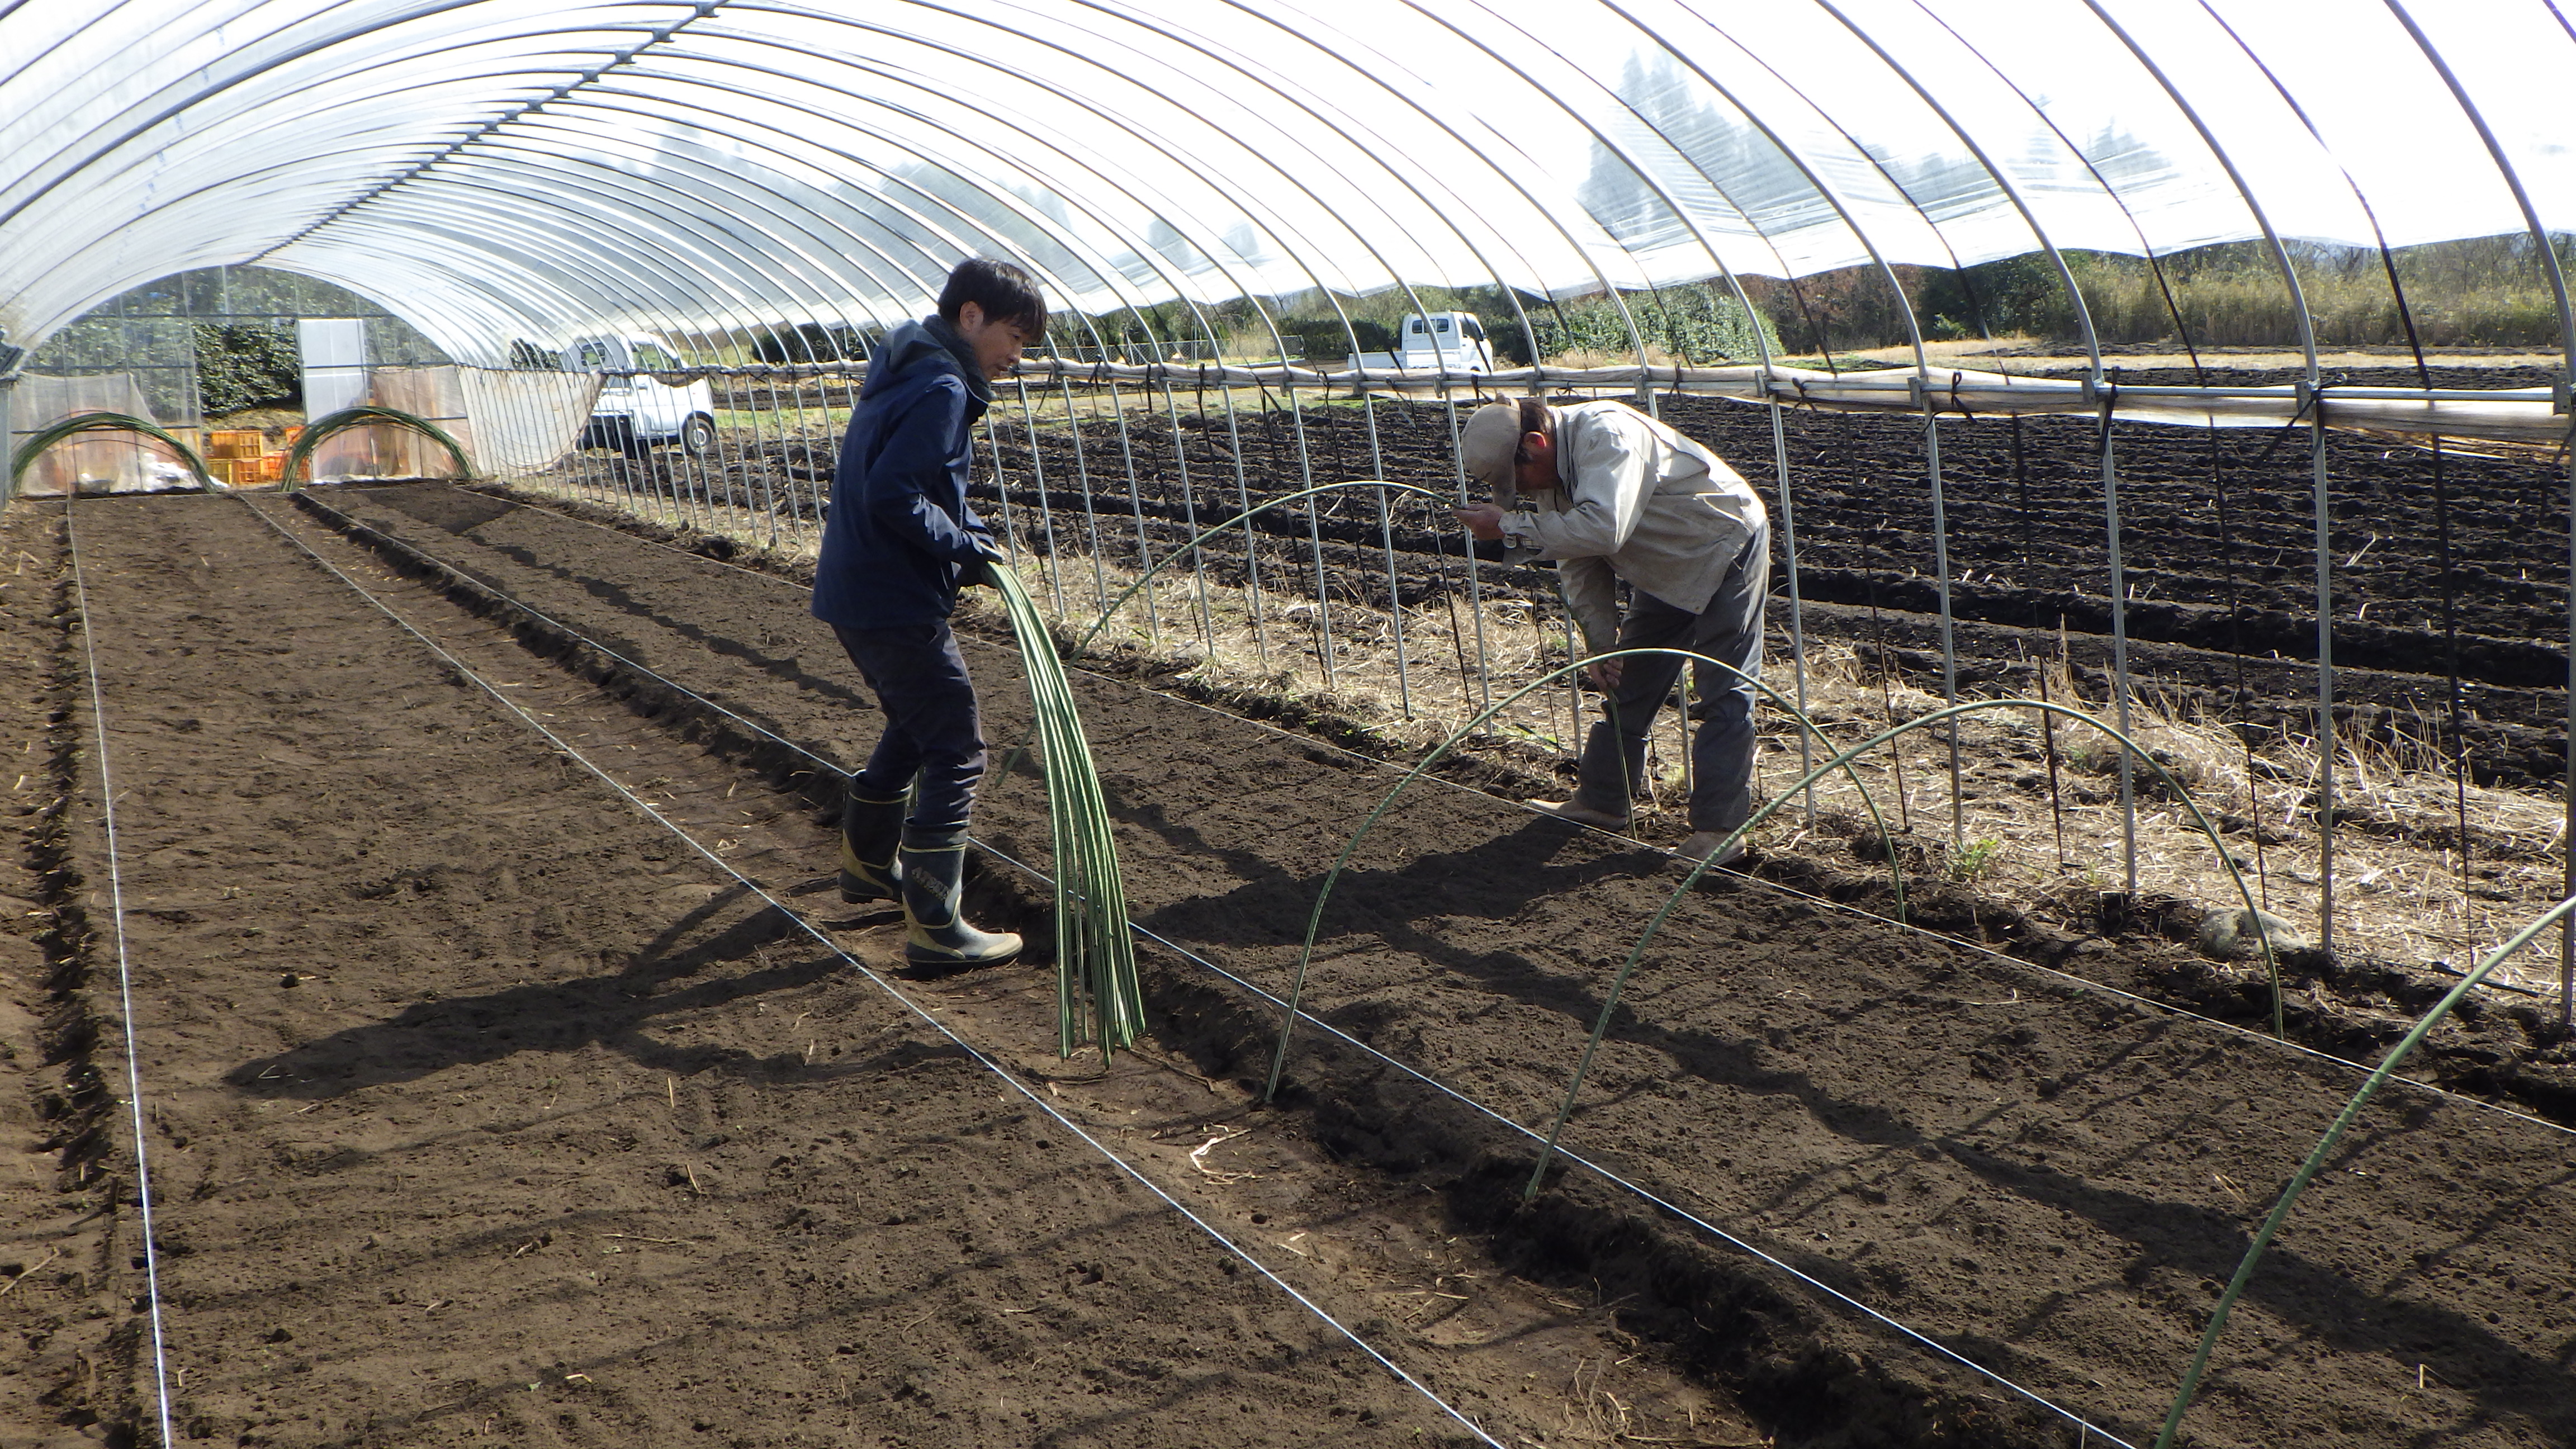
[1044,281,1782,370]
[194,321,300,415]
[1882,234,2574,354]
[495,233,2573,375]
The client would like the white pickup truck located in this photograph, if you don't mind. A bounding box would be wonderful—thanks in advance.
[1350,310,1496,375]
[564,334,717,455]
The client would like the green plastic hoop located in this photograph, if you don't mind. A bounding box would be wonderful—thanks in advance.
[281,405,475,489]
[8,411,217,491]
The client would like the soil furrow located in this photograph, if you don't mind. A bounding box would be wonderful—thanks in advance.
[306,480,2576,1448]
[46,493,1504,1447]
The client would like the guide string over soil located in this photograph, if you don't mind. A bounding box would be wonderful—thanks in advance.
[1525,695,2278,1201]
[2154,886,2576,1448]
[228,494,1499,1445]
[1254,666,2274,1128]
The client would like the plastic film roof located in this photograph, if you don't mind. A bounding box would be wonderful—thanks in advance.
[4,1,2572,367]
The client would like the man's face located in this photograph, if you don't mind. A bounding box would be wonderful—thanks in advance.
[1513,428,1560,491]
[954,301,1035,380]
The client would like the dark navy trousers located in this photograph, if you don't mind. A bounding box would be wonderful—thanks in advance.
[834,619,986,832]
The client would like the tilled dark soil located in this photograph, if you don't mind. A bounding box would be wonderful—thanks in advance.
[0,501,126,1448]
[233,480,2576,1447]
[18,493,1616,1448]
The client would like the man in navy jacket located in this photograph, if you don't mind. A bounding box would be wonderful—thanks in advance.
[813,257,1043,968]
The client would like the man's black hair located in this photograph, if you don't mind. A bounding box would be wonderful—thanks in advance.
[936,257,1047,334]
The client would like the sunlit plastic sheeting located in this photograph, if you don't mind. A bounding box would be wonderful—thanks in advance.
[4,0,2574,367]
[6,373,191,496]
[460,367,601,473]
[302,364,474,480]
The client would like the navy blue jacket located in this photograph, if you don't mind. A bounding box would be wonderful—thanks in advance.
[812,316,996,628]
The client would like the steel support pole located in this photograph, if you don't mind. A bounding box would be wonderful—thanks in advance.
[2312,392,2338,957]
[1210,368,1270,666]
[1011,375,1067,615]
[2101,397,2139,897]
[1052,368,1112,615]
[981,413,1024,573]
[1921,396,1962,851]
[1104,375,1160,649]
[1354,383,1413,717]
[1442,391,1494,714]
[1769,398,1812,822]
[1284,376,1336,689]
[1157,377,1215,651]
[1,375,17,507]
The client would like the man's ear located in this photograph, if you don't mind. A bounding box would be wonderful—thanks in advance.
[956,300,986,332]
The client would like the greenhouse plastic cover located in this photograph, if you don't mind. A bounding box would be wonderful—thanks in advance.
[2,0,2571,368]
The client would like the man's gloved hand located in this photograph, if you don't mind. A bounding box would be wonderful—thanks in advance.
[958,534,1010,589]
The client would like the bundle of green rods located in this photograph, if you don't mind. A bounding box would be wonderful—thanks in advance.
[986,565,1144,1056]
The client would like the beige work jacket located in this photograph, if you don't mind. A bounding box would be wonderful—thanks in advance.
[1500,400,1766,655]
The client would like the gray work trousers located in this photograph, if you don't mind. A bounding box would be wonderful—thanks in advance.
[1568,518,1771,835]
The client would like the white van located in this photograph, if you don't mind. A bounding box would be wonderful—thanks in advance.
[1351,311,1496,375]
[564,334,717,454]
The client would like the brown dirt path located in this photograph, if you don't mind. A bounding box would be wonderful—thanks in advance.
[300,480,2576,1448]
[0,500,126,1448]
[35,493,1528,1448]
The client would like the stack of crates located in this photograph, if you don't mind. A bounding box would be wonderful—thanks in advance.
[202,429,285,486]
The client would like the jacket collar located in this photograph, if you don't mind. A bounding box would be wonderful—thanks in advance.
[921,314,997,404]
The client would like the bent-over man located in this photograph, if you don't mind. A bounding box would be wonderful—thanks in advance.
[1455,397,1770,864]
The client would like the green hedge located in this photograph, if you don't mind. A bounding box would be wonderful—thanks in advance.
[194,320,300,415]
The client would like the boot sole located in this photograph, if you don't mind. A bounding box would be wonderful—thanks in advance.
[898,945,1022,976]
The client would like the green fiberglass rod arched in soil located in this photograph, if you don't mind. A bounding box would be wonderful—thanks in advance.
[282,405,475,487]
[989,565,1145,1057]
[1261,646,1914,1106]
[10,411,217,491]
[989,481,1464,793]
[1067,479,1458,663]
[1520,695,2276,1202]
[2150,888,2576,1449]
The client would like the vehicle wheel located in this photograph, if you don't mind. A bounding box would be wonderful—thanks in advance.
[680,412,717,457]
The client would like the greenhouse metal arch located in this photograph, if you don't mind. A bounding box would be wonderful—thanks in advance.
[8,4,2576,1447]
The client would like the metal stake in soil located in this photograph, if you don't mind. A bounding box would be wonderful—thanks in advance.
[2099,395,2139,897]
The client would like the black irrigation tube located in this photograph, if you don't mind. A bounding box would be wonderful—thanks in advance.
[234,494,1507,1449]
[287,482,2576,1439]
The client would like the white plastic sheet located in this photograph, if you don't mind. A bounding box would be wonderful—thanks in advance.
[460,368,603,475]
[2,1,2570,366]
[5,373,193,496]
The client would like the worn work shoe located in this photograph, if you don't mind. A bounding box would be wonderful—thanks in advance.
[897,825,1022,969]
[1533,798,1628,831]
[1674,831,1749,869]
[837,784,907,905]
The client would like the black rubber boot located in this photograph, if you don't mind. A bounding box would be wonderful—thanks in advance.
[897,825,1021,968]
[837,784,907,905]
